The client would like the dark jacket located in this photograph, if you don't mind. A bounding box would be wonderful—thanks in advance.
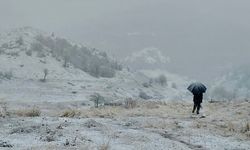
[193,93,203,103]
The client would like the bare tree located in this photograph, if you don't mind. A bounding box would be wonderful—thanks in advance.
[157,74,167,86]
[63,55,70,68]
[16,36,24,45]
[90,93,105,108]
[41,69,48,82]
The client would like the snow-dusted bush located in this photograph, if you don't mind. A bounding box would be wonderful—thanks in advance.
[0,71,13,80]
[40,69,48,82]
[142,82,151,88]
[155,74,167,86]
[16,36,24,45]
[139,91,152,100]
[0,102,9,117]
[30,41,43,52]
[90,93,105,108]
[124,98,137,109]
[25,50,32,56]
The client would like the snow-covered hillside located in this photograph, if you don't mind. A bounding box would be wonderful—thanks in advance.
[0,27,191,102]
[210,66,250,100]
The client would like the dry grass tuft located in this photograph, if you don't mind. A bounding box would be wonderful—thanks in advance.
[144,102,160,109]
[60,109,81,118]
[15,107,41,117]
[241,122,250,134]
[99,140,110,150]
[228,122,235,132]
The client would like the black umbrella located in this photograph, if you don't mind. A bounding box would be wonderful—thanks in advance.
[187,82,207,94]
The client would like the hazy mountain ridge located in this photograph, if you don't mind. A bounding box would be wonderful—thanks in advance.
[123,47,170,70]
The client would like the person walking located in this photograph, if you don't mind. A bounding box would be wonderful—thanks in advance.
[187,82,206,115]
[192,92,203,114]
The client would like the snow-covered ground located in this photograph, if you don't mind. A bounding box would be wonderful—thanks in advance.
[0,100,249,150]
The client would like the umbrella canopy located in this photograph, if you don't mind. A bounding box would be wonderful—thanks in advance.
[187,82,207,94]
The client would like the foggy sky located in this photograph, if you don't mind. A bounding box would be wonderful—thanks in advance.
[1,0,250,82]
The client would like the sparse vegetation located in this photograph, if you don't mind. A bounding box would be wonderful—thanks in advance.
[16,36,24,45]
[0,71,13,80]
[142,82,151,88]
[156,74,167,86]
[139,91,152,100]
[34,35,122,78]
[0,102,9,117]
[60,109,80,118]
[124,98,137,109]
[99,141,110,150]
[25,50,32,56]
[40,68,48,82]
[241,122,250,133]
[14,107,41,117]
[228,122,235,132]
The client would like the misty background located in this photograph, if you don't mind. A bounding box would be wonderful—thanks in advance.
[1,0,250,82]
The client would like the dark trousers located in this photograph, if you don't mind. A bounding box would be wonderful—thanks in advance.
[192,102,201,114]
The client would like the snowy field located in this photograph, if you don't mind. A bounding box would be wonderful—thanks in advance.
[0,100,250,150]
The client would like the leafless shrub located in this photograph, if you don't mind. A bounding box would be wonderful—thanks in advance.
[104,101,123,106]
[90,93,105,108]
[0,71,13,80]
[40,69,49,82]
[142,82,151,88]
[155,74,167,86]
[124,98,137,109]
[0,140,13,148]
[139,91,152,100]
[0,102,9,117]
